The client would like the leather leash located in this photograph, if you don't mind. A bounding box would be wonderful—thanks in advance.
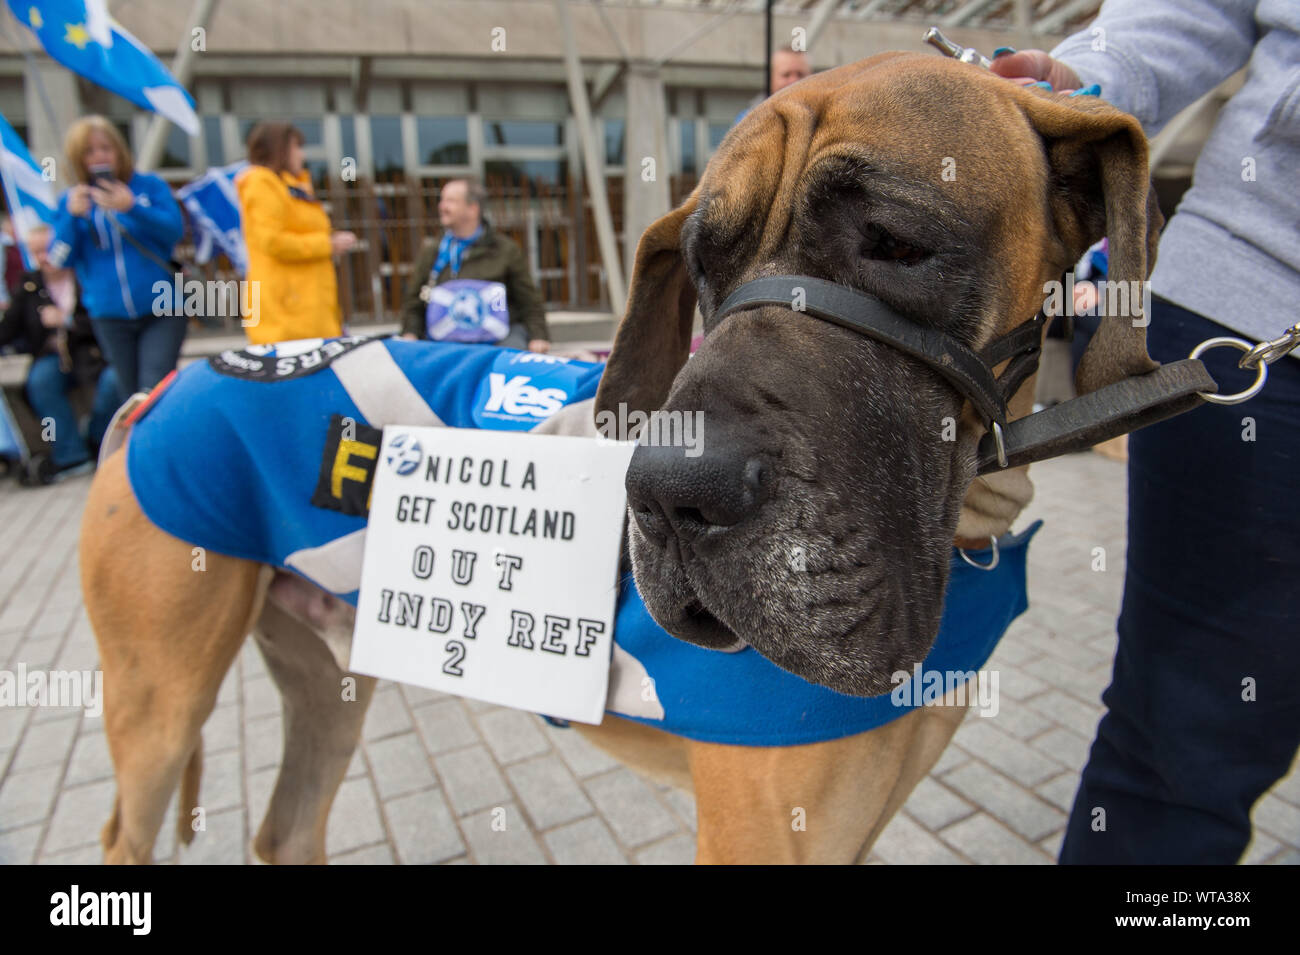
[713,274,1219,476]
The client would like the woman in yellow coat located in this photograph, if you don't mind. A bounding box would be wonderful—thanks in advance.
[238,122,355,344]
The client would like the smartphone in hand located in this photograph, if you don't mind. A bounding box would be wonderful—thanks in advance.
[88,164,117,187]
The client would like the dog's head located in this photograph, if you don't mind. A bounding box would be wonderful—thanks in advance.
[596,53,1162,696]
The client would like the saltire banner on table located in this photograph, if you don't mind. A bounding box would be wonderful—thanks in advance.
[7,0,199,135]
[0,112,55,268]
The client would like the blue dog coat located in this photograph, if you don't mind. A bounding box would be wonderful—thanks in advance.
[126,337,1036,745]
[127,337,603,602]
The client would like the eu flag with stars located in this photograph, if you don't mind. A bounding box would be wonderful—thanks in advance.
[8,0,199,135]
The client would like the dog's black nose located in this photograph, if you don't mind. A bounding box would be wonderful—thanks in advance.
[625,441,769,544]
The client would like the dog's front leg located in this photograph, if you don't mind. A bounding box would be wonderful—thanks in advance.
[250,598,377,865]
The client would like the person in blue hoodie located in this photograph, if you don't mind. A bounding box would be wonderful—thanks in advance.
[993,0,1299,865]
[49,115,185,402]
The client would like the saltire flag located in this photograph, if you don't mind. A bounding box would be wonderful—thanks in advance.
[0,389,26,461]
[177,160,248,275]
[0,111,56,268]
[7,0,199,135]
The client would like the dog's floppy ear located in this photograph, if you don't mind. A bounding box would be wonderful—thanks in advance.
[595,195,700,418]
[1017,90,1163,395]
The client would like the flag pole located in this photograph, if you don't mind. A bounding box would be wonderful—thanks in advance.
[138,0,220,172]
[553,0,626,313]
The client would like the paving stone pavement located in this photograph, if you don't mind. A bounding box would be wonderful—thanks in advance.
[0,453,1296,865]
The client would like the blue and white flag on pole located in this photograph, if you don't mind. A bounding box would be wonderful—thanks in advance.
[178,160,248,275]
[0,112,55,268]
[8,0,199,135]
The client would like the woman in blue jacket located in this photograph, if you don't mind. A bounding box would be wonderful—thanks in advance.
[49,115,185,401]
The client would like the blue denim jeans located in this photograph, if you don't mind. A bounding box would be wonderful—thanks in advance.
[1059,297,1300,864]
[91,314,187,402]
[25,355,120,468]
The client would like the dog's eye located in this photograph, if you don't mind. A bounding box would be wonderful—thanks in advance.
[860,224,929,266]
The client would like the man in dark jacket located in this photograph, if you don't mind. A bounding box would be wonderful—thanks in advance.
[399,178,550,351]
[0,225,119,480]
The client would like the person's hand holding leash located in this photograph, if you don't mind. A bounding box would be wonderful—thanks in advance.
[527,339,550,354]
[989,48,1082,92]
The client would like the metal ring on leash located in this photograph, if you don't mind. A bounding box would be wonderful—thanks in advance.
[1189,337,1269,405]
[958,534,999,571]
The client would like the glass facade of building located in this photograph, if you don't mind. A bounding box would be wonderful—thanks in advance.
[0,74,754,314]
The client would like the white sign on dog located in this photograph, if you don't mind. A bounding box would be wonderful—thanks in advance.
[350,426,636,724]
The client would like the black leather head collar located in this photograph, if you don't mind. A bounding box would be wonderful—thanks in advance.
[714,274,1044,428]
[712,274,1215,475]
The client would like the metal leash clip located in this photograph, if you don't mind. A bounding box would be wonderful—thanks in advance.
[1190,322,1300,405]
[1239,322,1300,369]
[923,26,993,69]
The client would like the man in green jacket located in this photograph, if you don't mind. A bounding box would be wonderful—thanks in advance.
[399,178,550,352]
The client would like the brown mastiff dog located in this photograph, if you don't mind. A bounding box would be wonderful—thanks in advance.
[80,52,1161,864]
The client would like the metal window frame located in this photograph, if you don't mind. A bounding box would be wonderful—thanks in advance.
[410,113,475,179]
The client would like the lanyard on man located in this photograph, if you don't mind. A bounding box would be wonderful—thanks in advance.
[433,225,483,278]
